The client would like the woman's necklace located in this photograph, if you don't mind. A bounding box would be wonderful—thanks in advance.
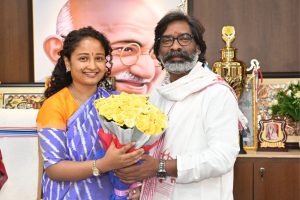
[73,95,83,105]
[69,84,85,105]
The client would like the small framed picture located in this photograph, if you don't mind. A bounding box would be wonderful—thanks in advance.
[0,83,45,109]
[257,118,288,151]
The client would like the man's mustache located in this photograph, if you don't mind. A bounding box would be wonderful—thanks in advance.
[162,51,194,63]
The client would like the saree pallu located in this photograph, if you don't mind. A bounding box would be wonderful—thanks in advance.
[38,88,113,200]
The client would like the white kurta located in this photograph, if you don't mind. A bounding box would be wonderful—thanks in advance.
[149,62,240,200]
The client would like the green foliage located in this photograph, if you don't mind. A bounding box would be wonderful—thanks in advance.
[271,80,300,122]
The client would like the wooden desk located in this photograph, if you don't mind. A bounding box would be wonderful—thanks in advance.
[233,150,300,200]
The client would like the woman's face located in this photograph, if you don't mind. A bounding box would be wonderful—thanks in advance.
[64,37,107,88]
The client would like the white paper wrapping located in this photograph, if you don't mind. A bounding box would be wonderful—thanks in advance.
[99,116,162,148]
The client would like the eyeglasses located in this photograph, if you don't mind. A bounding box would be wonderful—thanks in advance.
[159,33,194,47]
[112,43,153,66]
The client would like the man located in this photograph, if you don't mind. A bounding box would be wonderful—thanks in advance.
[42,0,168,94]
[116,11,240,200]
[43,0,168,94]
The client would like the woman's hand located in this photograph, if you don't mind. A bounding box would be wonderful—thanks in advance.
[101,142,144,171]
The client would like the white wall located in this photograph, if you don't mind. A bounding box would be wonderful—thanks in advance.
[0,110,40,200]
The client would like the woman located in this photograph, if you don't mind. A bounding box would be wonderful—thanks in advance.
[37,26,143,199]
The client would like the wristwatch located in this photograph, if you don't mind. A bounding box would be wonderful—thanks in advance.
[92,160,101,176]
[156,159,167,180]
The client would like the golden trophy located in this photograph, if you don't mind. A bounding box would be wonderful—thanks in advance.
[212,26,246,99]
[212,26,247,154]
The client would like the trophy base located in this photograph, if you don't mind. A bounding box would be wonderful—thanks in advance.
[239,132,247,154]
[257,147,288,152]
[239,147,247,154]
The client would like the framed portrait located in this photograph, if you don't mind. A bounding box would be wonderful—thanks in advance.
[32,0,188,82]
[238,74,258,150]
[0,83,45,109]
[257,78,300,147]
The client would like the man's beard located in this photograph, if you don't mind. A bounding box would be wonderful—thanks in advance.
[159,50,199,74]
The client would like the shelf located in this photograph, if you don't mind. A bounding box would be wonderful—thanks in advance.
[238,150,300,158]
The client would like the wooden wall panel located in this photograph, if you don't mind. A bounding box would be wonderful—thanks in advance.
[189,0,300,76]
[0,0,33,83]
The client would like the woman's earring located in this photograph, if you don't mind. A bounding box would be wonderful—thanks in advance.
[66,67,70,72]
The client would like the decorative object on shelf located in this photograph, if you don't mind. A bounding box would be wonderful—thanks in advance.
[257,79,300,146]
[257,118,288,151]
[212,26,262,152]
[246,59,263,93]
[238,74,258,151]
[270,80,300,130]
[212,26,246,99]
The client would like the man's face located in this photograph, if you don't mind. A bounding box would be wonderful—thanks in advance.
[158,20,199,75]
[70,0,162,94]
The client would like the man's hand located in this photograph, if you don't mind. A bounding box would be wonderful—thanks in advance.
[115,154,159,183]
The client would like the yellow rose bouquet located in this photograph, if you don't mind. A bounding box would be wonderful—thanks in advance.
[94,92,167,151]
[94,92,168,200]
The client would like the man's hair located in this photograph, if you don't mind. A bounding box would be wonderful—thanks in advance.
[44,26,113,98]
[153,11,207,66]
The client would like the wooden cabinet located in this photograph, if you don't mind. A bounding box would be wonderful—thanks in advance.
[233,151,300,200]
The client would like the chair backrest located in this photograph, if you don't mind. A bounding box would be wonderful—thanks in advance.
[37,141,43,199]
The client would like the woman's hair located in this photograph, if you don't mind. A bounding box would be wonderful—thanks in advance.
[153,11,207,66]
[44,26,113,98]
